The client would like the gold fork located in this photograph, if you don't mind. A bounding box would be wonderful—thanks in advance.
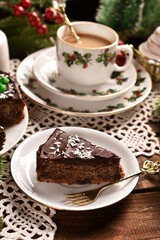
[64,160,160,206]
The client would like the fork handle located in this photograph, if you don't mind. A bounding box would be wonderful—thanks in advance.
[119,170,142,182]
[101,160,160,192]
[97,170,142,193]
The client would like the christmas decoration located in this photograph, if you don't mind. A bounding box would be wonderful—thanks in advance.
[0,76,10,93]
[96,0,160,42]
[0,0,64,35]
[0,216,4,232]
[0,155,9,233]
[152,95,160,116]
[0,0,65,58]
[115,51,126,66]
[0,155,10,181]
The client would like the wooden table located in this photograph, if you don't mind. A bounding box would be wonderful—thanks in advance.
[54,121,160,240]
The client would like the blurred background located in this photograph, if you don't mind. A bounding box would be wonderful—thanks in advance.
[0,0,159,59]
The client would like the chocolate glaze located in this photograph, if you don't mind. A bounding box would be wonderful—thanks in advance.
[39,128,120,161]
[0,71,23,101]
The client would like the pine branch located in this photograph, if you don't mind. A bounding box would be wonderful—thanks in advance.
[0,216,4,232]
[0,155,10,181]
[152,95,160,116]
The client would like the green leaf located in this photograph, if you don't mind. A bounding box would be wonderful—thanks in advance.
[75,61,83,65]
[70,89,78,95]
[135,77,145,86]
[107,53,111,57]
[0,216,4,232]
[66,60,73,67]
[84,53,92,59]
[104,58,108,66]
[117,81,122,85]
[121,78,128,82]
[63,52,70,59]
[96,57,103,63]
[111,71,121,79]
[0,16,60,59]
[112,52,116,58]
[152,94,160,116]
[74,51,84,61]
[0,155,9,181]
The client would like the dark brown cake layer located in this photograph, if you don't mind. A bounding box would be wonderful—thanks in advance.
[0,71,25,127]
[0,126,6,151]
[36,128,125,185]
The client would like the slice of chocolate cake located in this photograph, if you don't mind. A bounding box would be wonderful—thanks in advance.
[0,126,6,151]
[36,128,124,185]
[0,71,25,127]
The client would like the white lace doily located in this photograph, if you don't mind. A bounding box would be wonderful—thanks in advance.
[0,59,160,240]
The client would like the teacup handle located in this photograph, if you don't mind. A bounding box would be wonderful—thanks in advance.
[113,44,133,72]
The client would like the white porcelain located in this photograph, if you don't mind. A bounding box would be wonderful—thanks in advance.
[33,47,137,101]
[11,126,139,211]
[16,47,152,117]
[57,21,133,86]
[0,30,10,72]
[0,106,28,155]
[139,26,160,61]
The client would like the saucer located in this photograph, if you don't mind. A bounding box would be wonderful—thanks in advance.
[17,47,152,117]
[33,47,137,101]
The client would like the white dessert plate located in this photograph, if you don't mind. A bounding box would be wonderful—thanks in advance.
[0,106,28,155]
[11,126,139,211]
[33,47,137,101]
[17,47,152,117]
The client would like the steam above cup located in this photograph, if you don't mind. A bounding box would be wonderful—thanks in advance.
[56,21,133,86]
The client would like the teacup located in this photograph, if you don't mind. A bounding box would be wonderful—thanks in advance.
[56,21,133,86]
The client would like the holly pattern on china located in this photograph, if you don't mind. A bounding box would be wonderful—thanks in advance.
[62,51,92,68]
[96,48,116,66]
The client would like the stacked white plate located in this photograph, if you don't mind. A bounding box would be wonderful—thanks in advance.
[17,46,152,116]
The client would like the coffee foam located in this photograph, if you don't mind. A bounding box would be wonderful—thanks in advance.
[139,26,160,61]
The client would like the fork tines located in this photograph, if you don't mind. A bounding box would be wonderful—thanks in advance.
[64,193,92,206]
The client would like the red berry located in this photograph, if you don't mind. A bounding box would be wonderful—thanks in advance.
[69,54,76,61]
[45,7,57,20]
[27,11,38,23]
[105,48,109,53]
[115,51,126,66]
[20,0,31,9]
[30,17,41,27]
[118,40,125,45]
[83,63,88,68]
[54,13,64,24]
[14,5,25,17]
[37,24,48,35]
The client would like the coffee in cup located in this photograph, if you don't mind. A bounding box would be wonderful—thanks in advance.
[63,33,112,48]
